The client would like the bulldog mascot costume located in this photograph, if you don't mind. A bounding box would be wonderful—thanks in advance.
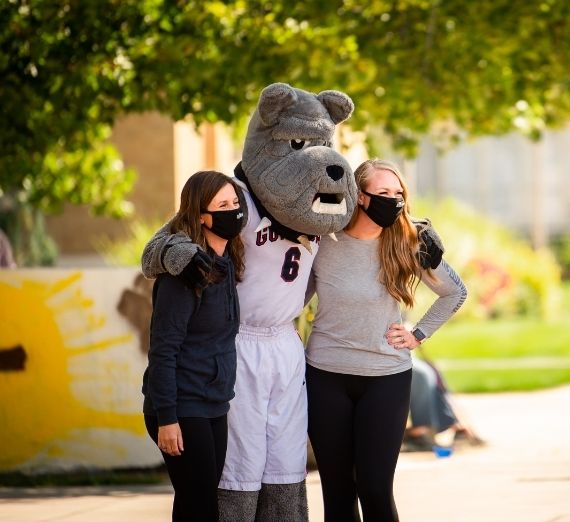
[142,83,442,521]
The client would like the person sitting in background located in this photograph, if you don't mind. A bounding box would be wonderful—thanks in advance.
[403,356,484,451]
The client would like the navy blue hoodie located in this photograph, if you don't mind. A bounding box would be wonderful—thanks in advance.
[142,253,239,425]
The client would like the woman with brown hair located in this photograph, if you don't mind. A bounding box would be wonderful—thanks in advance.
[142,170,245,521]
[305,159,467,521]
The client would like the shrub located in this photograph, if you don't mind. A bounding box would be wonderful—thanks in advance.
[0,196,58,266]
[550,233,570,280]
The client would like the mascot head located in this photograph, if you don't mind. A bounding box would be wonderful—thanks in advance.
[240,83,357,239]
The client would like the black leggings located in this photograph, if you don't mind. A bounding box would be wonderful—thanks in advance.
[307,365,412,522]
[145,415,227,522]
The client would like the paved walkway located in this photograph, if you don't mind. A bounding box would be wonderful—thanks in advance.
[1,385,569,522]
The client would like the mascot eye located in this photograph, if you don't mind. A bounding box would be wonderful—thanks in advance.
[290,139,307,150]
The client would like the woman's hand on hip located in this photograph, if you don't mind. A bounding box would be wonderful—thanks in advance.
[158,422,184,456]
[386,323,420,350]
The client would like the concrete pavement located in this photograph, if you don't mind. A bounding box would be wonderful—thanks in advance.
[1,385,569,522]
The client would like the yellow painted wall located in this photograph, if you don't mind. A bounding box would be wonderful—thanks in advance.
[0,268,161,473]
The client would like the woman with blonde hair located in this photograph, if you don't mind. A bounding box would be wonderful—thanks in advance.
[142,170,245,521]
[305,159,467,521]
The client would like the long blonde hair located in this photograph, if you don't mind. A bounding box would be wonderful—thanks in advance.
[170,171,245,284]
[351,159,421,307]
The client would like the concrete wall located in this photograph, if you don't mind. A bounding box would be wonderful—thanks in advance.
[412,126,570,245]
[46,113,177,255]
[0,268,161,473]
[46,114,242,260]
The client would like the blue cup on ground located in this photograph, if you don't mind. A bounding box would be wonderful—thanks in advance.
[433,445,453,458]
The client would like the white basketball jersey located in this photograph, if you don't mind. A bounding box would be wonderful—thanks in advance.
[237,190,319,327]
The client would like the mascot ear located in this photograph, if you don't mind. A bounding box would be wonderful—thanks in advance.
[317,90,354,124]
[258,83,298,126]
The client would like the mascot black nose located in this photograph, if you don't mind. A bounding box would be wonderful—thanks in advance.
[326,165,344,181]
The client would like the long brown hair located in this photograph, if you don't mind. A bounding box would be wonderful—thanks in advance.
[170,171,245,283]
[351,159,422,307]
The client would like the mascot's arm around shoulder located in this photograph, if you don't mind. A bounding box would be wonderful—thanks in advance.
[413,218,445,270]
[141,224,212,289]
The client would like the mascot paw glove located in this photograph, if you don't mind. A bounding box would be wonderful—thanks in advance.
[417,228,444,270]
[413,219,445,270]
[179,250,215,290]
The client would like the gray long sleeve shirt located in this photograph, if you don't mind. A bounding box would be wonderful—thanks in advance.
[305,231,467,376]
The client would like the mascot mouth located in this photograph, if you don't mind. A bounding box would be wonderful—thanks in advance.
[311,193,347,215]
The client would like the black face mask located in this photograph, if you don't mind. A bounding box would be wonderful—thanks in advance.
[202,207,245,240]
[360,191,404,228]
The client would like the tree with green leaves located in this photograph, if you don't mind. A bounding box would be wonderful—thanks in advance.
[2,0,569,218]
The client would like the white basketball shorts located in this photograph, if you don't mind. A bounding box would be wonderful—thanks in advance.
[218,323,308,491]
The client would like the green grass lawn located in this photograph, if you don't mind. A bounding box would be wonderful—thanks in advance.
[422,283,570,393]
[424,317,570,360]
[437,367,570,393]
